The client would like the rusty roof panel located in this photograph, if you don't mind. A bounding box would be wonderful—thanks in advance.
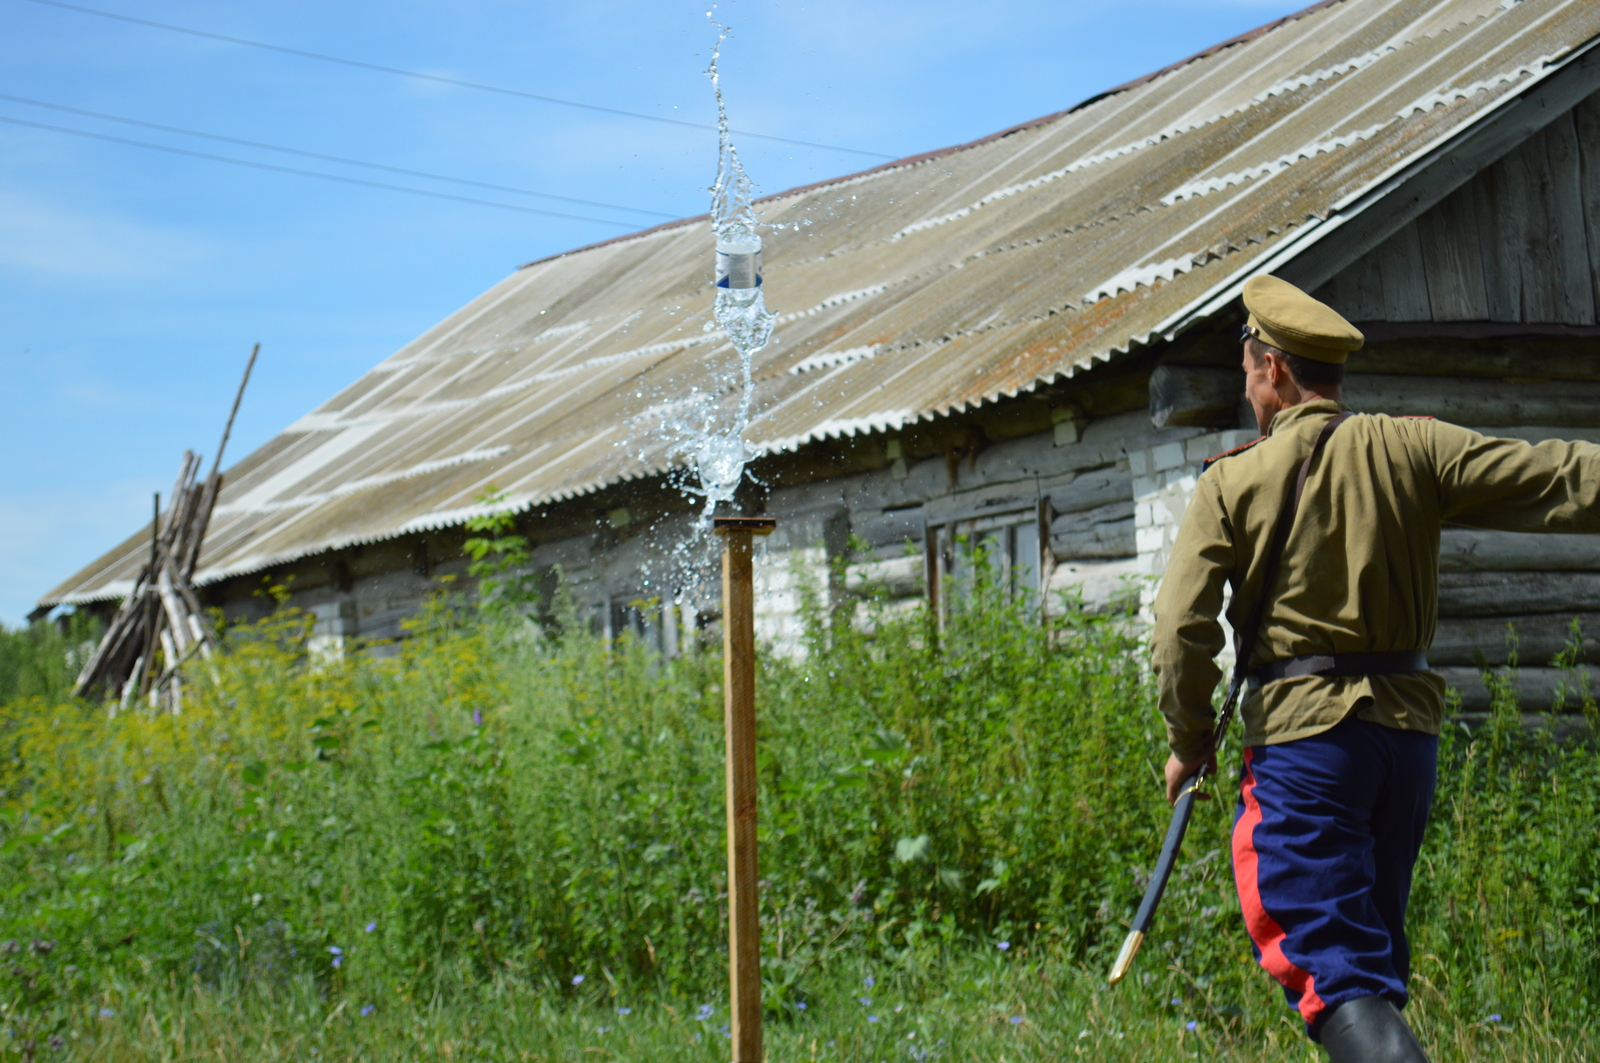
[41,0,1600,607]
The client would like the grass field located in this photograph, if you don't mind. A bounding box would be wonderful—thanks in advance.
[50,954,1599,1062]
[2,573,1596,1060]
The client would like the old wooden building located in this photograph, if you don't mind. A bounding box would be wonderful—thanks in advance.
[41,0,1600,713]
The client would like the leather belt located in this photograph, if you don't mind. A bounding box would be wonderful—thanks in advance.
[1246,650,1430,690]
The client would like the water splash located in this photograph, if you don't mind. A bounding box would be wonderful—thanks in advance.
[596,15,778,613]
[694,13,776,519]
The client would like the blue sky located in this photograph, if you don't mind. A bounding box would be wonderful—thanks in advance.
[1,0,1293,624]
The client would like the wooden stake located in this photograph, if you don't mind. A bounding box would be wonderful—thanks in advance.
[212,343,259,481]
[714,516,775,1063]
[150,492,161,577]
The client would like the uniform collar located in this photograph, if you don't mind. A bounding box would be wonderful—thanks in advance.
[1266,397,1345,437]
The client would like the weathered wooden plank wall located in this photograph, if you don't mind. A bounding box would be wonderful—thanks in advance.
[1317,90,1600,326]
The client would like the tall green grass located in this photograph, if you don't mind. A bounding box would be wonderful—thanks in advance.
[0,615,94,709]
[0,579,1595,1061]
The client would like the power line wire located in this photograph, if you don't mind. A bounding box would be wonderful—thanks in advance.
[17,0,899,160]
[0,114,642,226]
[0,92,676,218]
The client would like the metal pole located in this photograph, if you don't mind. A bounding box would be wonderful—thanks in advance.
[713,516,775,1063]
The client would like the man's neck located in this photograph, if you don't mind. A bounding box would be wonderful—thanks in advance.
[1281,385,1342,409]
[1264,388,1343,434]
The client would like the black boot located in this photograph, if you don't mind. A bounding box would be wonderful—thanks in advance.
[1319,996,1430,1063]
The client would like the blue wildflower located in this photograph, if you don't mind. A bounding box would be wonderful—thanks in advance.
[360,1005,374,1017]
[796,1002,807,1011]
[617,1007,631,1016]
[1171,998,1182,1005]
[868,1015,880,1023]
[697,1004,714,1021]
[859,997,872,1006]
[98,1009,115,1019]
[1009,1016,1023,1025]
[572,975,585,986]
[864,975,875,987]
[1489,1014,1502,1023]
[365,921,377,933]
[997,941,1010,951]
[1186,1020,1197,1031]
[598,1026,610,1034]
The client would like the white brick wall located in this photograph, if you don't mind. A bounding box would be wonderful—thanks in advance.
[753,544,829,657]
[1133,429,1255,668]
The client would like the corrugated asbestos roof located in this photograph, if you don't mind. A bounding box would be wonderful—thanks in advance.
[42,0,1600,607]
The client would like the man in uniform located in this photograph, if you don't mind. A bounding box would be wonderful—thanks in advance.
[1150,276,1600,1062]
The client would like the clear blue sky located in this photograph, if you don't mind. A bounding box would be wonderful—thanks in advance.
[1,0,1294,624]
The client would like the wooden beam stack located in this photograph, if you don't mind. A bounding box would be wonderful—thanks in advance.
[72,344,259,713]
[73,453,223,712]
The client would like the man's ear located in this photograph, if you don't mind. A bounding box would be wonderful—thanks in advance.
[1264,350,1287,388]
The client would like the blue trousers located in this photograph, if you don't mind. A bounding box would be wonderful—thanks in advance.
[1230,716,1437,1039]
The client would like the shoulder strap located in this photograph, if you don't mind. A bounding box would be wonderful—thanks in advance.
[1228,411,1353,685]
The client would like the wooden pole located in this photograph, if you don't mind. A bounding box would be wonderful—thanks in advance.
[211,343,259,481]
[713,516,775,1063]
[150,492,161,577]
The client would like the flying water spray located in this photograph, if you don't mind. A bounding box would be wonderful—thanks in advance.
[694,16,777,518]
[607,16,777,611]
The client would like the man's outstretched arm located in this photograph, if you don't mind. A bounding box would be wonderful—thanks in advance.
[1432,422,1600,532]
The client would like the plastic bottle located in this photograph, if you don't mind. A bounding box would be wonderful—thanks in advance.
[715,233,762,291]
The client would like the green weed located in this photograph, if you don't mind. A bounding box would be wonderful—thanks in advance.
[0,579,1593,1060]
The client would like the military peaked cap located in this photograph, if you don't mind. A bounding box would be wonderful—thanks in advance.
[1242,275,1364,364]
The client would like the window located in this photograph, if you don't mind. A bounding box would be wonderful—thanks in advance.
[925,499,1050,620]
[606,594,695,657]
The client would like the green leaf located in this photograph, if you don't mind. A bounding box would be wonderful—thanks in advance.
[863,728,908,765]
[894,834,932,863]
[2,832,41,855]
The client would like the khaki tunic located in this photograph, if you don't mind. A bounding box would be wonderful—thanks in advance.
[1152,399,1600,761]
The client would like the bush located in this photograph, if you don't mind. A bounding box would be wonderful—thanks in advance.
[0,578,1595,1059]
[0,614,96,709]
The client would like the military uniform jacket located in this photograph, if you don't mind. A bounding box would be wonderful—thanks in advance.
[1152,399,1600,761]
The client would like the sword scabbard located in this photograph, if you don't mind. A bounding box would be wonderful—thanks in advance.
[1107,677,1243,985]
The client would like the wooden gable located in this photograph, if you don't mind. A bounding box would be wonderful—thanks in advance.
[1315,89,1600,327]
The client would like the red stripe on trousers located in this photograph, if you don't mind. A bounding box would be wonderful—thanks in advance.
[1233,747,1327,1025]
